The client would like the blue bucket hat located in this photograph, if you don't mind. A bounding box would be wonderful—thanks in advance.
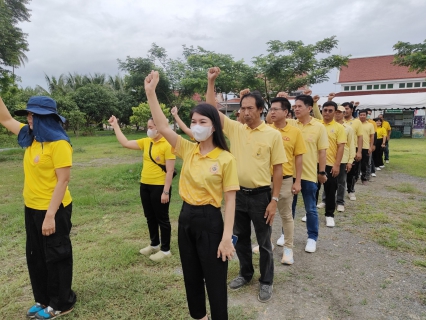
[14,96,66,123]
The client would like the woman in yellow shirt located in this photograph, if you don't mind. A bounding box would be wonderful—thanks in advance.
[144,71,239,320]
[373,118,387,169]
[0,96,76,319]
[108,116,176,262]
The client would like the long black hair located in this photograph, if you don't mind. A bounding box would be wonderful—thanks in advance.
[190,103,230,152]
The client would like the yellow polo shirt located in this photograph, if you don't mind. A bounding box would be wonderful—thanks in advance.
[368,119,378,132]
[287,118,329,183]
[136,137,176,185]
[320,119,347,166]
[377,127,387,140]
[223,117,287,188]
[361,121,375,149]
[173,136,239,208]
[344,118,363,147]
[20,124,73,210]
[341,123,355,164]
[382,120,391,134]
[269,123,306,176]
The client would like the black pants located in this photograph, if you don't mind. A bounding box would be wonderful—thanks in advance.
[234,189,273,285]
[178,202,228,320]
[140,183,172,252]
[373,138,384,167]
[360,149,370,182]
[25,203,76,311]
[316,165,338,217]
[347,152,361,193]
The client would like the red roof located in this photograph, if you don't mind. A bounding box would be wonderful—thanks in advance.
[339,55,426,83]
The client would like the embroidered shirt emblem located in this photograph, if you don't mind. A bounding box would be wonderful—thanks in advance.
[210,163,219,174]
[34,155,40,164]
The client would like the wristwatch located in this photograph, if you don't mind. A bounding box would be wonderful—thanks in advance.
[163,191,170,195]
[272,197,279,202]
[318,171,327,176]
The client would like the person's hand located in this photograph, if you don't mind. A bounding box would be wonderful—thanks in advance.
[313,95,320,103]
[161,193,170,204]
[331,164,340,177]
[240,88,250,98]
[276,91,289,98]
[144,70,160,93]
[171,106,178,116]
[108,115,118,127]
[354,101,360,106]
[355,151,362,162]
[346,163,352,172]
[350,100,355,104]
[42,215,56,236]
[328,93,336,101]
[318,174,327,184]
[217,238,235,262]
[368,147,373,154]
[381,144,385,148]
[207,67,220,81]
[372,145,376,152]
[303,89,312,96]
[264,201,277,226]
[292,181,301,195]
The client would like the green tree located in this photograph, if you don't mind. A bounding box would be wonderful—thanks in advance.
[71,84,118,126]
[393,40,426,73]
[130,102,170,131]
[63,109,86,137]
[253,36,349,105]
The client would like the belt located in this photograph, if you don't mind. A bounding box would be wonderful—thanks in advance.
[283,175,292,179]
[239,186,271,195]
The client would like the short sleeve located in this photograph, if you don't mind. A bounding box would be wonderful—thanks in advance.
[51,141,73,169]
[337,125,347,144]
[173,135,196,160]
[164,142,176,160]
[221,154,240,192]
[223,116,241,138]
[293,129,307,156]
[317,125,329,150]
[136,138,146,151]
[270,131,287,165]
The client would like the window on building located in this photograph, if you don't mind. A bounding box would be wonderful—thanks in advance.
[373,84,379,89]
[357,85,362,90]
[422,82,426,87]
[367,85,372,90]
[414,82,421,87]
[380,84,386,89]
[387,84,393,89]
[407,83,413,88]
[350,86,356,91]
[344,86,349,91]
[399,83,406,88]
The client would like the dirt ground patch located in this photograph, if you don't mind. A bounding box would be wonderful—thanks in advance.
[229,167,426,320]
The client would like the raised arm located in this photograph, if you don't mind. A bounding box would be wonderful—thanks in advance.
[206,67,224,128]
[171,106,193,139]
[108,115,140,150]
[144,71,178,148]
[0,97,21,135]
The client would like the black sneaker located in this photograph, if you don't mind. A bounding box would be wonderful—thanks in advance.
[258,284,273,302]
[228,276,250,290]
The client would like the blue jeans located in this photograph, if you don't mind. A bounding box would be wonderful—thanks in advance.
[292,180,319,241]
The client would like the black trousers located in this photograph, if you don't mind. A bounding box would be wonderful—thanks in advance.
[360,149,370,182]
[316,165,338,217]
[140,183,172,252]
[178,202,228,320]
[373,138,384,167]
[25,203,76,311]
[234,190,273,285]
[347,159,360,193]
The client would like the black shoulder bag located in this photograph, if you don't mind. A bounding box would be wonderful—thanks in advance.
[149,142,177,178]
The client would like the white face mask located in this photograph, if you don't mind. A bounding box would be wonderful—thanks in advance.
[191,124,213,142]
[147,129,158,139]
[367,114,371,120]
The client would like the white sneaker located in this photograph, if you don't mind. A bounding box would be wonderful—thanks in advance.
[348,192,356,201]
[326,216,335,227]
[386,160,389,164]
[301,215,307,222]
[305,239,316,253]
[276,234,285,247]
[281,247,294,265]
[371,173,376,177]
[252,243,274,254]
[376,167,381,171]
[317,202,325,209]
[337,205,345,212]
[379,165,385,168]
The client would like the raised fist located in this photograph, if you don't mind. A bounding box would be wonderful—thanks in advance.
[207,67,221,81]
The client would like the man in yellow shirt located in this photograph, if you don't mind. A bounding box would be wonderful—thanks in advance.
[378,113,391,164]
[207,68,287,303]
[366,108,378,177]
[358,110,375,184]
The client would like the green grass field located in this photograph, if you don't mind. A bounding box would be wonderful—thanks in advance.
[0,134,425,319]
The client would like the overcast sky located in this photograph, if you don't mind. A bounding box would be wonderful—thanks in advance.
[14,0,426,96]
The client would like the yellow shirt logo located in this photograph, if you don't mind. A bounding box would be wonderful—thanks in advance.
[210,162,219,174]
[34,155,40,164]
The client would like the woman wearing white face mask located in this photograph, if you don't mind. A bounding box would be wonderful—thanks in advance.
[108,116,176,262]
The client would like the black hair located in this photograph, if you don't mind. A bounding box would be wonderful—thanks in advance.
[322,101,338,110]
[190,103,230,152]
[341,102,354,110]
[365,108,372,113]
[294,94,314,107]
[358,109,367,115]
[240,91,264,110]
[270,97,291,112]
[373,118,381,122]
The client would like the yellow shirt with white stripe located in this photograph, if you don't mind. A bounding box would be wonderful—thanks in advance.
[320,119,347,166]
[223,116,287,188]
[173,136,239,208]
[287,118,329,183]
[269,123,306,176]
[136,137,176,185]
